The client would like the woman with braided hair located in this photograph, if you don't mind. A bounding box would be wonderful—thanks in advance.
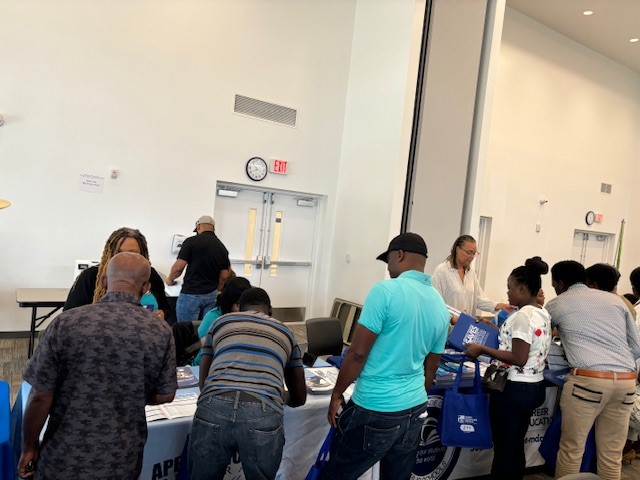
[63,227,170,320]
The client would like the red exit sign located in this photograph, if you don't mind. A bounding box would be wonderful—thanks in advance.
[270,158,288,175]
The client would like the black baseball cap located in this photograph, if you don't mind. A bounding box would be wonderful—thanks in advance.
[376,232,428,263]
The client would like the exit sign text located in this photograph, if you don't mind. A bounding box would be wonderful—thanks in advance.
[270,159,288,175]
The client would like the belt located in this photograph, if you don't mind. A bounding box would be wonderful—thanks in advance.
[570,368,637,380]
[216,391,262,402]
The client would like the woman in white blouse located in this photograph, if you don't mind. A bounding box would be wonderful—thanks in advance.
[465,257,552,480]
[432,235,513,321]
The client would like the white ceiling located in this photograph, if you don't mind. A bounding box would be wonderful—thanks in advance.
[507,0,640,73]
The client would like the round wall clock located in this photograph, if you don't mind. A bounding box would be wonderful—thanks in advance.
[246,157,268,182]
[585,210,596,226]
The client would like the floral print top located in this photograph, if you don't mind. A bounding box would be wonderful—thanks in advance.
[496,305,551,382]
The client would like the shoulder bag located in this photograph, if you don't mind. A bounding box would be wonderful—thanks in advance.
[482,363,509,392]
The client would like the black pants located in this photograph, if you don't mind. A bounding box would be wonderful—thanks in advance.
[489,379,546,480]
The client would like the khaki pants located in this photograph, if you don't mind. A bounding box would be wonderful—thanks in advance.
[555,375,636,480]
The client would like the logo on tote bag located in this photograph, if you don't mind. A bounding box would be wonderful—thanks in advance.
[457,414,478,433]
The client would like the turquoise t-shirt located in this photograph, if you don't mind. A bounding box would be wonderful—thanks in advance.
[192,306,222,366]
[352,270,450,412]
[140,292,158,312]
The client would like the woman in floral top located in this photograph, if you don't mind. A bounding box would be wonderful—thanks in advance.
[465,256,552,480]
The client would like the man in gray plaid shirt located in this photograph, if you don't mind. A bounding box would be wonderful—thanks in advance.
[18,252,177,480]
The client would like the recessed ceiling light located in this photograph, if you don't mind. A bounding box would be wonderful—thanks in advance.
[631,38,640,43]
[582,10,594,16]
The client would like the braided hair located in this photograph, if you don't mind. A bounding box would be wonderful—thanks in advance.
[92,228,150,303]
[510,256,549,296]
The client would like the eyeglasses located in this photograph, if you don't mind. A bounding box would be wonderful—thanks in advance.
[458,246,479,257]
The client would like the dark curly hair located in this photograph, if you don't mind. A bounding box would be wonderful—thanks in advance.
[510,256,549,296]
[216,277,251,314]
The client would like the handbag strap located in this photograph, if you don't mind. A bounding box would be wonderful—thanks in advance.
[471,358,482,393]
[314,427,336,464]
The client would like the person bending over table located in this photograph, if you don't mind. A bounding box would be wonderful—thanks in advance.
[192,275,250,366]
[432,235,514,323]
[64,227,170,320]
[189,287,306,480]
[465,256,551,480]
[18,252,177,480]
[546,261,640,479]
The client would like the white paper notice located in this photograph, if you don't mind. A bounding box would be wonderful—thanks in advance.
[78,174,105,194]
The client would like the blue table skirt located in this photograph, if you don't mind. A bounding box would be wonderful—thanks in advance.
[1,381,17,480]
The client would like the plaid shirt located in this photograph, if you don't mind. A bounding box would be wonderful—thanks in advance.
[546,283,640,371]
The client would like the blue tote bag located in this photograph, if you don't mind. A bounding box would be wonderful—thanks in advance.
[437,357,492,449]
[305,427,336,480]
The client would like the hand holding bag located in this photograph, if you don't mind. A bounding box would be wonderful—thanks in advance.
[437,356,492,449]
[482,363,509,392]
[305,427,336,480]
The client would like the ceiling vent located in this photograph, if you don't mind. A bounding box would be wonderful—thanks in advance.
[600,182,612,194]
[233,94,298,128]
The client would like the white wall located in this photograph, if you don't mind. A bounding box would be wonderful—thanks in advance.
[407,0,490,273]
[473,8,640,303]
[324,0,425,307]
[0,0,424,331]
[0,0,362,330]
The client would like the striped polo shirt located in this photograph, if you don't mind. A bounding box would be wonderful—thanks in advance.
[199,311,303,413]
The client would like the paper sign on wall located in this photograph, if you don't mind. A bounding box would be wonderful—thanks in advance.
[78,174,105,194]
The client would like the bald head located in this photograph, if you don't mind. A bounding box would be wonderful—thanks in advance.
[104,252,151,298]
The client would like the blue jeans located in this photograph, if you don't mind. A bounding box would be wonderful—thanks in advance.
[176,291,217,322]
[319,400,428,480]
[489,380,546,480]
[188,392,284,480]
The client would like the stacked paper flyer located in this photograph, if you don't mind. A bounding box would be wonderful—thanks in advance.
[145,392,199,422]
[305,367,354,398]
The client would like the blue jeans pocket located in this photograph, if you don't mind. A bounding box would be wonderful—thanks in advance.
[363,424,400,456]
[337,403,357,434]
[191,416,219,459]
[246,424,285,475]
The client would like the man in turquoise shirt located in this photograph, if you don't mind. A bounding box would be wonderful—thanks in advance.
[320,233,450,480]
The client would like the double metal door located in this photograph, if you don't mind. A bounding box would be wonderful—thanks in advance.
[214,184,319,310]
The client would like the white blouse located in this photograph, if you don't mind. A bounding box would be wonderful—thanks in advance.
[431,261,497,315]
[497,305,551,382]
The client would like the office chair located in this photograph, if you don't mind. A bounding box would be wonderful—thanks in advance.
[172,321,202,366]
[305,317,344,357]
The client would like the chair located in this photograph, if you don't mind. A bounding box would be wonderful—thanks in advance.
[305,317,344,357]
[172,321,202,366]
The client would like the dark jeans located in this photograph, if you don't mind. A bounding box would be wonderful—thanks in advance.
[188,392,284,480]
[319,400,428,480]
[489,380,546,480]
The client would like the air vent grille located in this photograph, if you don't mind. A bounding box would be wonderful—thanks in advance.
[600,183,612,194]
[234,94,297,127]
